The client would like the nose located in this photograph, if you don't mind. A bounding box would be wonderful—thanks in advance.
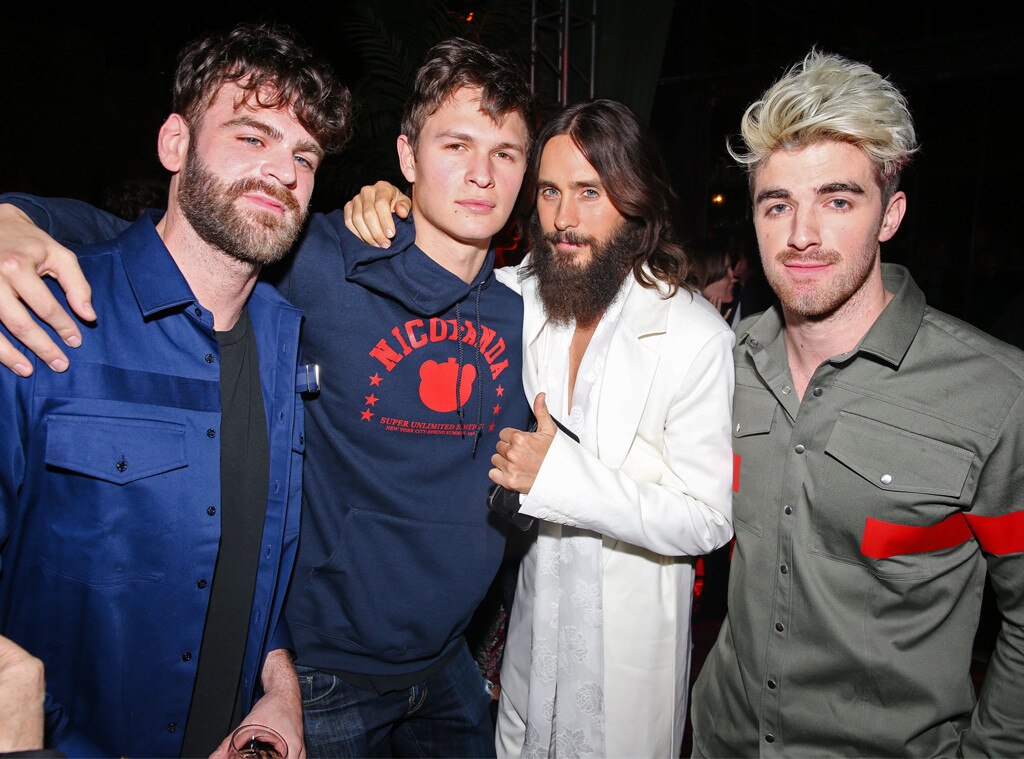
[263,148,298,189]
[553,197,578,231]
[788,205,820,251]
[465,152,495,189]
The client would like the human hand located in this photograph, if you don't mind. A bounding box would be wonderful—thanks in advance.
[342,181,412,248]
[489,393,558,494]
[0,203,95,376]
[209,650,304,759]
[0,635,45,752]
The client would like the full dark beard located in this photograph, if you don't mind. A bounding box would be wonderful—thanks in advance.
[177,144,306,267]
[525,213,640,326]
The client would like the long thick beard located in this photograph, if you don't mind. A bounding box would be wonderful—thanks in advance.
[525,213,640,326]
[178,145,306,267]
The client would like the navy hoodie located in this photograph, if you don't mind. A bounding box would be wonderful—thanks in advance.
[277,212,528,678]
[2,194,531,679]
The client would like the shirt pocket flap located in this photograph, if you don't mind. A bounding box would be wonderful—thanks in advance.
[45,414,187,485]
[825,412,973,497]
[733,391,776,438]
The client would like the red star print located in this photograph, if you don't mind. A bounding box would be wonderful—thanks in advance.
[496,385,504,396]
[369,373,382,386]
[493,403,502,415]
[361,409,375,421]
[488,423,495,432]
[364,393,379,406]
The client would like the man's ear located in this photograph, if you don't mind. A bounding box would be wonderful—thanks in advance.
[158,114,190,173]
[397,135,417,184]
[878,190,906,243]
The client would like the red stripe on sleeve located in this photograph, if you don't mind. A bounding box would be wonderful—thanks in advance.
[861,513,973,559]
[733,453,741,493]
[964,511,1024,555]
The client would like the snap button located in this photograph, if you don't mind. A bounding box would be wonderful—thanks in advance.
[880,474,893,485]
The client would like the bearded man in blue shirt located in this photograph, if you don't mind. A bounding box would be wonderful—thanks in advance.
[0,22,351,758]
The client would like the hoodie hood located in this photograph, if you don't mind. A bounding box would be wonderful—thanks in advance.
[343,214,496,317]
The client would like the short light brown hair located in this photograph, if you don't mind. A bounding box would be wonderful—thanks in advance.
[399,38,534,149]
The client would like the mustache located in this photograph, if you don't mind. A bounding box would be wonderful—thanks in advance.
[544,230,597,247]
[775,248,841,265]
[229,177,302,214]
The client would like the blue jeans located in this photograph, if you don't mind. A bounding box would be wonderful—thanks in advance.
[298,643,495,758]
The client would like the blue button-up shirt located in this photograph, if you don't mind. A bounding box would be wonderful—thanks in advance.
[0,215,305,757]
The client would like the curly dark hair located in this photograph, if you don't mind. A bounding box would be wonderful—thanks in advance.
[173,22,352,155]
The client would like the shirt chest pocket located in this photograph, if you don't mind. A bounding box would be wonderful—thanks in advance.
[817,412,976,576]
[45,414,188,484]
[37,415,191,586]
[731,386,778,536]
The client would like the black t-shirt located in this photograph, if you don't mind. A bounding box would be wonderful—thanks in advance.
[180,310,270,757]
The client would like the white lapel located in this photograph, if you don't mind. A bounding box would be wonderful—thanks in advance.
[519,257,548,405]
[596,278,670,468]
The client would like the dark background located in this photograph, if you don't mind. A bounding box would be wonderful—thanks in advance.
[3,1,1022,338]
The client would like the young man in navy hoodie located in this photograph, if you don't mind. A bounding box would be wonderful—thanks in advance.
[0,39,533,758]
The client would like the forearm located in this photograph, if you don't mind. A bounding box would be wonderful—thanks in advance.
[0,194,129,245]
[521,432,733,556]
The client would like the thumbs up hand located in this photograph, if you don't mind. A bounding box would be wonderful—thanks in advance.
[489,393,558,494]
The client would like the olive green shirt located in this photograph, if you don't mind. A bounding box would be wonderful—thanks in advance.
[692,264,1024,757]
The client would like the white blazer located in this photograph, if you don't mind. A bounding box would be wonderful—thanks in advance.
[496,261,736,757]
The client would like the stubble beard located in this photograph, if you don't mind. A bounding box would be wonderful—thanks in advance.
[526,213,640,327]
[765,242,879,321]
[177,144,307,267]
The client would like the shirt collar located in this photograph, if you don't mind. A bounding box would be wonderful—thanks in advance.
[118,211,200,318]
[738,263,925,369]
[856,263,926,367]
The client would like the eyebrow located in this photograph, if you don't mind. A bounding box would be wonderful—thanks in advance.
[435,130,526,154]
[537,177,604,190]
[755,181,867,204]
[224,116,324,160]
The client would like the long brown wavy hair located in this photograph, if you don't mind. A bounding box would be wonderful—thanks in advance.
[521,99,693,295]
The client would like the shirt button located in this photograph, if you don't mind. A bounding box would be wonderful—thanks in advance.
[880,474,893,485]
[735,423,742,433]
[207,428,216,438]
[193,307,202,318]
[765,734,775,744]
[181,652,192,662]
[167,723,178,733]
[812,387,823,397]
[205,353,215,364]
[783,505,793,515]
[782,385,791,394]
[767,679,777,689]
[775,622,785,632]
[749,338,760,348]
[794,444,805,454]
[197,579,207,589]
[207,505,217,516]
[780,564,789,574]
[116,458,127,473]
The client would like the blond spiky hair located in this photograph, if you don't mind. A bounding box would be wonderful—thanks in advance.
[730,49,918,200]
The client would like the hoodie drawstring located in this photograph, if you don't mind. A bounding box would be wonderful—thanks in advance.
[454,282,485,457]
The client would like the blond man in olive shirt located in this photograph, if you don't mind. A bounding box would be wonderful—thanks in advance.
[691,50,1024,757]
